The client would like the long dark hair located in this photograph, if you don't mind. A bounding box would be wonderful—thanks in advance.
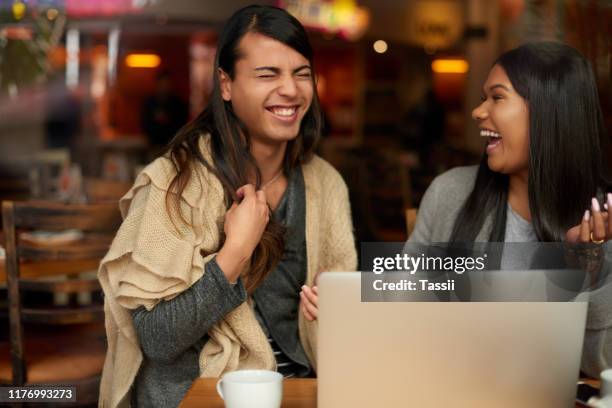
[450,42,609,242]
[163,5,322,292]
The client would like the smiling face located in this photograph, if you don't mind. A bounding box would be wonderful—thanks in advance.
[472,64,530,177]
[219,32,314,146]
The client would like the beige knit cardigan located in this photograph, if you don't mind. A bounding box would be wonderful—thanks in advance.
[97,140,357,408]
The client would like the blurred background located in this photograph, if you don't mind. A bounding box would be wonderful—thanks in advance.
[0,2,609,402]
[0,0,610,243]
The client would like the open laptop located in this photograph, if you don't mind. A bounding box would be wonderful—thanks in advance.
[317,272,588,408]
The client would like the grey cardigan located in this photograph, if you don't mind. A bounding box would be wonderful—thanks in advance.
[408,165,612,378]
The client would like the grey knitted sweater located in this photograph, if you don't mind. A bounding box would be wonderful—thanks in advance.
[409,165,612,378]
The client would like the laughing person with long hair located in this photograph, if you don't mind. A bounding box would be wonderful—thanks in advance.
[409,42,611,377]
[97,6,356,407]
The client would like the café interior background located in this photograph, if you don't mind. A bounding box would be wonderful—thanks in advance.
[0,0,610,245]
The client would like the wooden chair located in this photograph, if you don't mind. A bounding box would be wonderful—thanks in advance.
[405,208,418,238]
[0,161,31,204]
[0,201,121,405]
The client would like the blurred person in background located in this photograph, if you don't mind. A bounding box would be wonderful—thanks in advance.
[98,5,356,408]
[44,79,82,150]
[398,87,445,171]
[140,71,189,155]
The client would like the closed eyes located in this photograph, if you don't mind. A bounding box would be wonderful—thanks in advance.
[480,94,505,102]
[256,72,312,79]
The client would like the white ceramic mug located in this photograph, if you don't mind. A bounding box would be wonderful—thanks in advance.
[216,370,283,408]
[601,369,612,397]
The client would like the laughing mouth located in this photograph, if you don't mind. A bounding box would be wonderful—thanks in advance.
[266,105,299,118]
[480,129,501,138]
[480,129,502,151]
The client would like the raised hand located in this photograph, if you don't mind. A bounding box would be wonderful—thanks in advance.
[300,285,318,321]
[217,184,270,283]
[565,195,611,244]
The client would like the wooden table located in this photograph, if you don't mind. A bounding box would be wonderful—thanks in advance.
[180,377,598,407]
[179,378,316,408]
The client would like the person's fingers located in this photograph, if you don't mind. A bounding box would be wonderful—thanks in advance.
[236,184,256,200]
[300,291,317,316]
[565,225,580,243]
[300,297,314,321]
[305,302,318,319]
[312,286,318,295]
[224,203,238,224]
[301,285,318,307]
[256,189,267,204]
[300,291,318,319]
[228,202,238,212]
[299,301,308,320]
[579,210,591,243]
[591,198,606,242]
